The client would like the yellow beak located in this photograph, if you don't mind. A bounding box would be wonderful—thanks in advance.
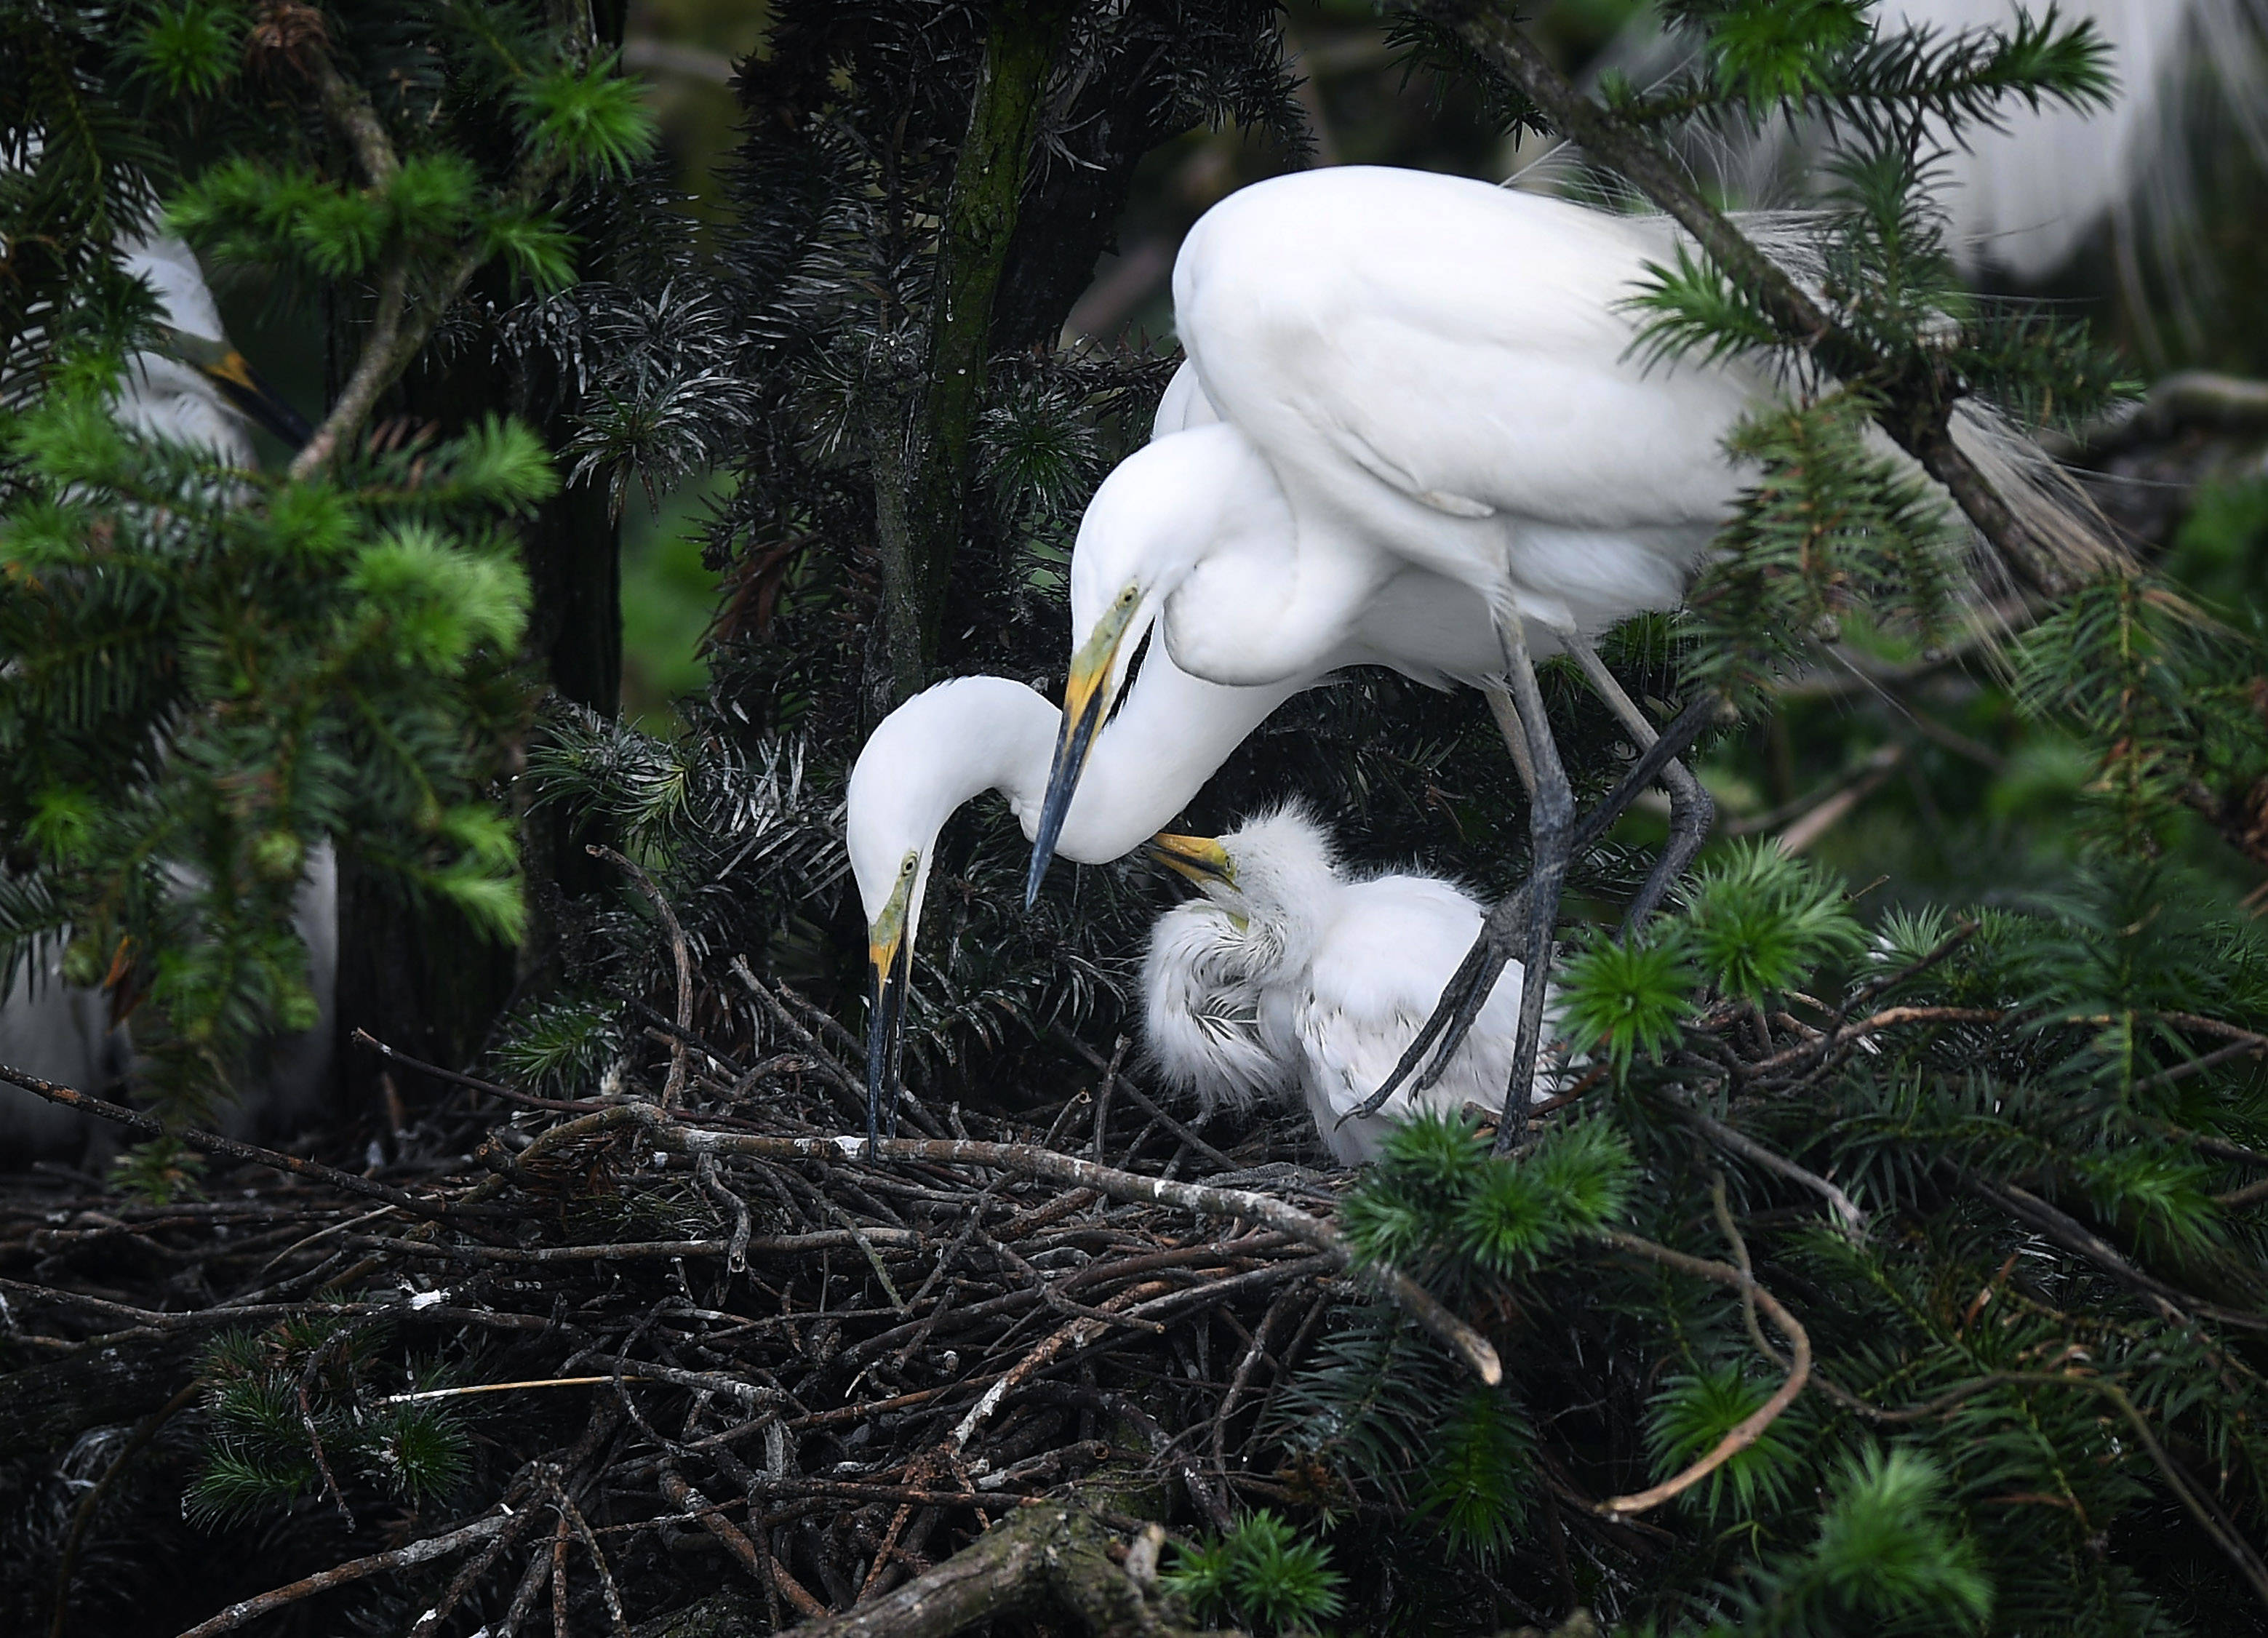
[192,346,315,450]
[1026,591,1142,907]
[1146,831,1234,887]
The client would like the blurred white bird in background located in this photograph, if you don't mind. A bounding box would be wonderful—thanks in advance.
[1598,0,2268,292]
[1143,807,1550,1166]
[1029,165,2101,1151]
[0,225,327,1163]
[110,229,313,458]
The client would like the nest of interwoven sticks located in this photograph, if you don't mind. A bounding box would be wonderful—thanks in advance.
[0,914,1518,1638]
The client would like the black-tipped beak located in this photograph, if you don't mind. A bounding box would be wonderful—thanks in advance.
[1026,596,1139,908]
[864,934,910,1152]
[199,351,315,451]
[1025,685,1106,909]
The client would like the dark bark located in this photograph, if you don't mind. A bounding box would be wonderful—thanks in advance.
[874,0,1076,702]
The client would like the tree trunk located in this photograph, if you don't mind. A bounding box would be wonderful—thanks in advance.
[871,0,1076,705]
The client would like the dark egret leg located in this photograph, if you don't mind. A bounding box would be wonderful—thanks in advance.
[1481,682,1538,799]
[1490,616,1570,1153]
[1337,697,1718,1136]
[1562,639,1716,933]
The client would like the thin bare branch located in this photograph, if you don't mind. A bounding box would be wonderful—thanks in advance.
[1594,1228,1810,1517]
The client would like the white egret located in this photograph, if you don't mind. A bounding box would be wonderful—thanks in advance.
[1029,165,2102,1151]
[847,657,1308,1144]
[0,228,324,1160]
[849,489,1530,1142]
[1604,0,2268,285]
[1143,807,1551,1166]
[112,229,312,458]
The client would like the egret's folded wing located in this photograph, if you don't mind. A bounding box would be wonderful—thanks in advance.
[1177,172,1760,533]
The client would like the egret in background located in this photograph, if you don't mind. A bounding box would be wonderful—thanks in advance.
[1144,807,1551,1166]
[111,229,313,458]
[0,227,325,1162]
[1600,0,2268,289]
[1029,165,2105,1151]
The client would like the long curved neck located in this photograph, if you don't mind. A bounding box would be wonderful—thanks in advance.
[1035,656,1306,864]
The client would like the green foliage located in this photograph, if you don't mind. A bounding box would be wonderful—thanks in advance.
[1682,0,1872,111]
[1163,1511,1344,1635]
[2165,475,2268,615]
[1559,923,1697,1069]
[124,0,244,100]
[156,16,655,301]
[490,994,620,1096]
[1413,1387,1535,1561]
[1341,1114,1634,1279]
[187,1321,468,1526]
[1677,394,1962,709]
[0,384,546,1122]
[516,54,658,181]
[1701,1448,1992,1636]
[2010,575,2268,856]
[1645,1366,1805,1522]
[1677,840,1866,1002]
[0,0,673,1151]
[1558,844,1861,1068]
[1637,0,2111,136]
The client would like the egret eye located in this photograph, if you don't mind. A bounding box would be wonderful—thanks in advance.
[1118,586,1138,607]
[898,854,917,879]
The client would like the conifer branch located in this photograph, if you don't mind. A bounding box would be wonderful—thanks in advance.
[287,39,588,481]
[1405,0,2112,598]
[1830,1370,2268,1611]
[1593,1228,1811,1516]
[1677,1096,1866,1235]
[1962,1175,2268,1333]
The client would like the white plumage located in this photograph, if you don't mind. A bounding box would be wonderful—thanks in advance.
[111,232,259,461]
[1143,808,1549,1167]
[845,650,1323,1138]
[1,228,328,1161]
[1033,164,2101,1138]
[1031,169,1776,1132]
[1602,0,2268,283]
[1058,172,1763,708]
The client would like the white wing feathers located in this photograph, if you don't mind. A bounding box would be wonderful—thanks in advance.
[1294,875,1538,1165]
[1178,172,1760,538]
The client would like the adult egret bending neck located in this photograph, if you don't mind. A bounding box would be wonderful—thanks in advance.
[1029,165,2101,1154]
[1143,807,1551,1165]
[847,654,1314,1145]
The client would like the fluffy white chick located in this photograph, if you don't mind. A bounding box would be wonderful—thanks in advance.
[1143,807,1552,1164]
